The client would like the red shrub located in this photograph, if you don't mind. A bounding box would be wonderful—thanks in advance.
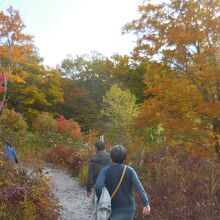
[0,159,59,219]
[57,115,83,139]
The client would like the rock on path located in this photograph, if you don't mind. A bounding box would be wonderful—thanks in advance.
[44,167,91,220]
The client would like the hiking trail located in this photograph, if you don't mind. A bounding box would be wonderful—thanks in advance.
[44,167,91,220]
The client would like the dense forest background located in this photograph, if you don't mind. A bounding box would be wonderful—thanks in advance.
[0,1,220,219]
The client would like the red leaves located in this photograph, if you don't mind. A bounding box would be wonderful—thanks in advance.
[0,74,4,82]
[0,184,30,203]
[0,74,5,94]
[57,115,83,139]
[0,86,5,93]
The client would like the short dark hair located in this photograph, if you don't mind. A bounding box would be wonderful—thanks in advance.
[6,141,11,147]
[110,145,127,164]
[95,141,105,151]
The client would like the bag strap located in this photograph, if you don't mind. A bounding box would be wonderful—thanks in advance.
[111,165,127,199]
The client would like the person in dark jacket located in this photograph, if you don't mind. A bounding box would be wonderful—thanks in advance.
[95,145,150,220]
[87,141,111,197]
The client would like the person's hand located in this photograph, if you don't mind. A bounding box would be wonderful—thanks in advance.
[87,191,91,198]
[143,205,150,216]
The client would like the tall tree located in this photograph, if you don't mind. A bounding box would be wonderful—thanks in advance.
[60,51,112,106]
[101,84,138,144]
[124,0,220,158]
[111,54,147,102]
[60,52,147,105]
[0,6,36,111]
[7,64,64,123]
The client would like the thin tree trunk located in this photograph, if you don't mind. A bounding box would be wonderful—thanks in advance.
[0,65,8,112]
[213,119,220,160]
[214,81,220,161]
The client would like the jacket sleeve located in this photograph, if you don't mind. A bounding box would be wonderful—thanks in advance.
[11,148,17,160]
[131,167,149,206]
[87,161,95,193]
[95,166,108,198]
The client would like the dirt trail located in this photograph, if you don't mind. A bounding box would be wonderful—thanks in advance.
[44,167,91,220]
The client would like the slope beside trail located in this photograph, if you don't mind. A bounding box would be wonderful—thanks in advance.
[44,167,92,220]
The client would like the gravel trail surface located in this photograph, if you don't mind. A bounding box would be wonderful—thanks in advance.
[44,167,91,220]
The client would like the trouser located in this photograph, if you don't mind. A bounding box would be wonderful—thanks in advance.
[108,211,135,220]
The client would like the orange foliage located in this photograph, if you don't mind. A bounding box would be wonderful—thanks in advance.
[0,7,34,64]
[0,6,35,86]
[136,63,216,152]
[124,0,220,156]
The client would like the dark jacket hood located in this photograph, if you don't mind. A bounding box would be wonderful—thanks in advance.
[91,151,111,164]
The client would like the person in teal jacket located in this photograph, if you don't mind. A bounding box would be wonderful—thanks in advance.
[2,141,19,163]
[95,145,150,220]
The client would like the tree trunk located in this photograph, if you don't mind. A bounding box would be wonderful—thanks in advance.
[213,119,220,161]
[214,81,220,161]
[0,65,8,112]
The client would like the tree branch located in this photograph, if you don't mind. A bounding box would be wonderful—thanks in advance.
[167,59,210,102]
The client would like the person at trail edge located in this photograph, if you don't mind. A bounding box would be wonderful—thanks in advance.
[95,145,150,220]
[2,141,19,163]
[87,141,111,197]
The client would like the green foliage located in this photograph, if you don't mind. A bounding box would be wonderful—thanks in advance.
[32,112,58,134]
[0,108,27,135]
[110,55,146,102]
[60,52,112,106]
[0,108,27,137]
[78,164,88,186]
[133,125,165,151]
[101,84,138,144]
[60,52,147,106]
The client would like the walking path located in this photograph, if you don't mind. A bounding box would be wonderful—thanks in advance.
[44,167,91,220]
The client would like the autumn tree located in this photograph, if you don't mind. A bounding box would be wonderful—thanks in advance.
[124,0,220,158]
[52,78,97,130]
[101,84,138,144]
[60,52,148,106]
[60,52,112,106]
[110,54,147,102]
[7,64,64,123]
[0,7,34,62]
[0,7,36,111]
[32,112,58,135]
